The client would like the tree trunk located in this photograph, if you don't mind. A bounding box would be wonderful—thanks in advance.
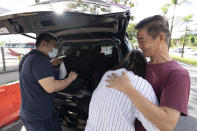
[35,0,40,3]
[181,25,187,58]
[168,5,176,50]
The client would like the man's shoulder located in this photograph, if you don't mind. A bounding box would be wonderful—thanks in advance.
[146,60,189,83]
[161,61,190,85]
[29,53,49,65]
[167,61,188,76]
[150,60,188,75]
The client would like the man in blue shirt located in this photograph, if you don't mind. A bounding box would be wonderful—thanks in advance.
[19,32,78,131]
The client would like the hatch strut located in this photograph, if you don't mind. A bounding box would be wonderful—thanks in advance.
[22,33,36,39]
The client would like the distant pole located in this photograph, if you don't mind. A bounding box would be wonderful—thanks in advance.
[35,0,40,3]
[1,47,6,72]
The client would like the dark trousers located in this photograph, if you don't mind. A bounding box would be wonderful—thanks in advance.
[21,113,62,131]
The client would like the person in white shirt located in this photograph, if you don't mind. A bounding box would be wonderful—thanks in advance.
[85,49,159,131]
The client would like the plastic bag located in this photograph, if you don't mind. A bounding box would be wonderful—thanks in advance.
[59,62,67,79]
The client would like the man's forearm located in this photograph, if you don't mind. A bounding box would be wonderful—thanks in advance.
[52,77,74,92]
[124,86,180,131]
[39,75,77,93]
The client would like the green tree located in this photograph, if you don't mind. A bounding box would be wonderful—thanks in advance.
[160,3,171,16]
[126,23,137,44]
[189,35,195,45]
[168,0,188,50]
[181,14,193,58]
[0,41,4,46]
[111,0,134,8]
[170,39,177,47]
[195,35,197,46]
[168,0,178,50]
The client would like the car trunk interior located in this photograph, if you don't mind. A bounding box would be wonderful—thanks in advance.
[54,38,121,129]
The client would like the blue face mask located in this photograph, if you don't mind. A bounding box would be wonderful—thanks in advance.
[48,47,58,58]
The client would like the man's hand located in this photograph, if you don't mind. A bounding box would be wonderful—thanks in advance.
[50,58,62,66]
[39,72,78,93]
[68,71,78,81]
[106,71,180,131]
[106,71,132,93]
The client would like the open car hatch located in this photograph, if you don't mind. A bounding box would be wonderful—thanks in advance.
[0,0,130,38]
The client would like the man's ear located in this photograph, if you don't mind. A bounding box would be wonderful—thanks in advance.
[40,40,47,48]
[159,33,165,42]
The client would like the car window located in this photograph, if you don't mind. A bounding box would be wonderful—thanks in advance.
[101,45,113,55]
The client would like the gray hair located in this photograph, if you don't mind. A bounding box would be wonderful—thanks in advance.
[135,15,170,44]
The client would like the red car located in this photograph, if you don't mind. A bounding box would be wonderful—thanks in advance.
[0,82,21,127]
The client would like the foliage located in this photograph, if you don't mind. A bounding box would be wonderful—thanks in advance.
[180,14,193,57]
[170,39,177,47]
[171,55,197,66]
[111,0,134,8]
[126,23,137,42]
[0,41,4,46]
[189,35,195,44]
[172,0,178,5]
[182,14,193,23]
[160,3,171,16]
[160,0,189,49]
[176,33,197,47]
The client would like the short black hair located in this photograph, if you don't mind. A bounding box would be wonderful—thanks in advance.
[35,32,58,47]
[135,15,170,44]
[113,49,147,78]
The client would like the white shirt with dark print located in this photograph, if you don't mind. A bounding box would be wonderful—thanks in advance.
[85,68,159,131]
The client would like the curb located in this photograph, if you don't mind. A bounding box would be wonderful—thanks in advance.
[0,69,18,75]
